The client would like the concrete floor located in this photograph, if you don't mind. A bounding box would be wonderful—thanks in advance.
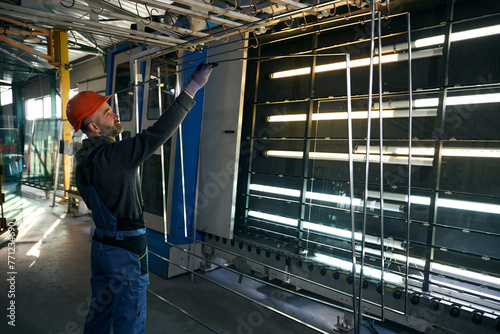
[0,187,418,334]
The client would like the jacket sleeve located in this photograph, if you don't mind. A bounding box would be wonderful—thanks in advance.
[107,91,196,169]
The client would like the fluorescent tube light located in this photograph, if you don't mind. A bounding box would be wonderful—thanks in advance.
[414,35,445,48]
[263,150,433,166]
[247,210,298,227]
[304,222,405,250]
[414,98,440,108]
[315,54,399,73]
[248,207,404,248]
[249,184,301,197]
[367,190,431,206]
[269,49,440,79]
[383,24,500,52]
[451,23,500,42]
[374,93,500,110]
[270,67,311,79]
[355,146,500,158]
[314,253,405,284]
[446,93,500,106]
[249,183,402,213]
[437,198,500,214]
[367,190,500,215]
[266,108,438,123]
[432,262,500,288]
[355,245,425,267]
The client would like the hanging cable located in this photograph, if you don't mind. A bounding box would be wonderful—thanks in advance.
[157,45,166,60]
[250,30,259,48]
[247,0,258,16]
[330,2,337,16]
[60,0,75,9]
[268,0,275,17]
[220,24,229,43]
[300,12,308,31]
[284,5,294,27]
[107,36,116,52]
[384,0,391,20]
[315,15,321,35]
[237,28,244,45]
[140,3,154,25]
[164,9,176,30]
[68,29,78,46]
[205,19,213,39]
[359,6,366,25]
[124,39,133,55]
[183,16,193,34]
[24,22,33,39]
[226,0,238,10]
[89,32,98,50]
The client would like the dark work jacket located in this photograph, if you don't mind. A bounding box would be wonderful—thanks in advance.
[75,91,195,254]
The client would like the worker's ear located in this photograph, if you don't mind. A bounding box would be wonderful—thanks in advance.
[87,122,100,134]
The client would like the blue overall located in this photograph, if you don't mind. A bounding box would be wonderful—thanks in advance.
[80,153,149,334]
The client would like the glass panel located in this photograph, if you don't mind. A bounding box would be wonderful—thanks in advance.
[22,119,60,190]
[141,54,177,218]
[0,126,23,229]
[114,61,134,122]
[147,57,177,120]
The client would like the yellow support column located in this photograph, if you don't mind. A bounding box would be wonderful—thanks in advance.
[53,29,72,195]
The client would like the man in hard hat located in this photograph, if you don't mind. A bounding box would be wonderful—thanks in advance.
[66,62,214,334]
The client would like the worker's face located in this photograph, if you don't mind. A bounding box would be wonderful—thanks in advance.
[91,102,123,139]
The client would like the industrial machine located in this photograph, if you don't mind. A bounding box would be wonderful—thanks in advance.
[103,1,500,333]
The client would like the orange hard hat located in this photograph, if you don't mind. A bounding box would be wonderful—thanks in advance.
[66,91,111,132]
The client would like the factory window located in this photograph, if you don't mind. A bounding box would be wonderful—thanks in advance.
[25,95,61,120]
[1,86,12,106]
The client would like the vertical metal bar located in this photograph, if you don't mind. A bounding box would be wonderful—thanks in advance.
[51,122,63,207]
[346,52,358,333]
[26,120,35,182]
[405,12,413,315]
[179,123,188,238]
[377,9,385,322]
[244,42,260,233]
[158,65,168,243]
[113,94,122,142]
[357,4,376,331]
[134,59,143,189]
[298,33,318,253]
[134,59,140,135]
[423,0,454,294]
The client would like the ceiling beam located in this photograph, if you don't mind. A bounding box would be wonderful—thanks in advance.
[40,0,209,38]
[0,47,48,71]
[0,4,186,46]
[139,0,261,22]
[0,34,53,62]
[126,0,250,27]
[0,15,49,34]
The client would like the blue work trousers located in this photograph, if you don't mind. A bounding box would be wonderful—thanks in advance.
[84,240,149,334]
